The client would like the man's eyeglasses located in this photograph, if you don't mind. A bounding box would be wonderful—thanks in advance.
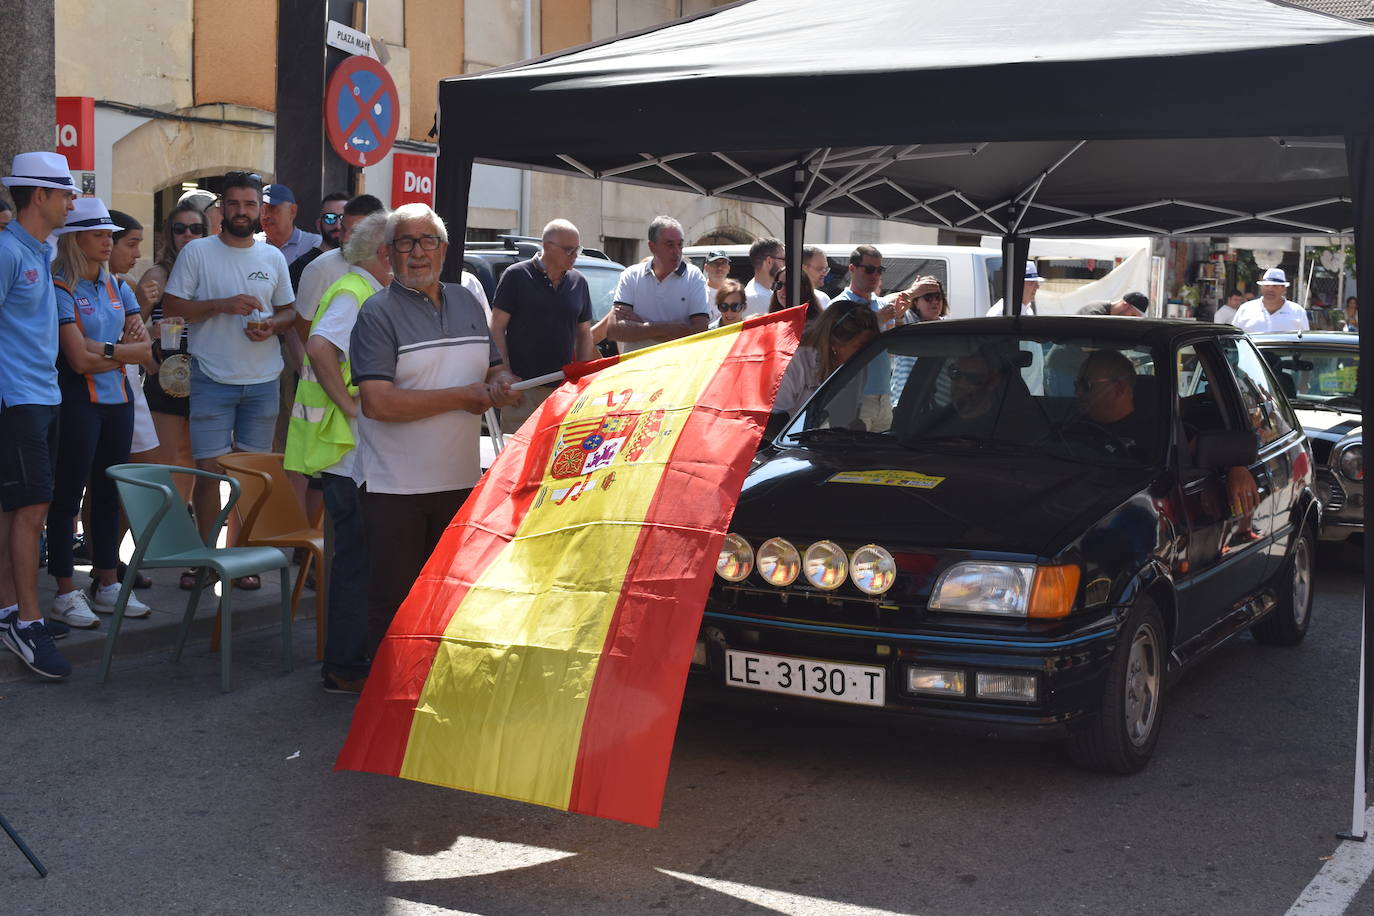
[171,222,206,236]
[549,243,581,257]
[719,300,745,312]
[856,264,886,276]
[391,234,443,253]
[1075,376,1123,393]
[321,213,342,225]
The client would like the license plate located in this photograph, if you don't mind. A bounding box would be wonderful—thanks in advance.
[724,649,886,707]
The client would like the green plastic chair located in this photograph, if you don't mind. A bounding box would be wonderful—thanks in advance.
[100,463,293,692]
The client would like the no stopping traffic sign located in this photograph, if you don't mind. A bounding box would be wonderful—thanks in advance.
[324,56,400,167]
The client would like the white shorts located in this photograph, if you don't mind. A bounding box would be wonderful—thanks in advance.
[126,365,160,455]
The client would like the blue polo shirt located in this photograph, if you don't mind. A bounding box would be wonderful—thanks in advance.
[55,271,136,405]
[0,222,60,407]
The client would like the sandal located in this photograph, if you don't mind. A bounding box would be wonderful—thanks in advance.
[118,562,153,590]
[233,574,261,591]
[179,568,205,590]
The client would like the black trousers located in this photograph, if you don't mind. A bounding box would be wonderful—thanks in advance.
[362,487,470,656]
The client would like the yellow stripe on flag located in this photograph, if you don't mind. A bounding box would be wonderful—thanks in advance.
[398,325,745,808]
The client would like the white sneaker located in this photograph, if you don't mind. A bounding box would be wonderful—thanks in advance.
[90,583,151,619]
[50,590,100,629]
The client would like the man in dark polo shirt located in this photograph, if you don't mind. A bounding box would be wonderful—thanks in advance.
[490,218,595,434]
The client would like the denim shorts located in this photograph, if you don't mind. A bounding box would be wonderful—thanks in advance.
[188,360,279,460]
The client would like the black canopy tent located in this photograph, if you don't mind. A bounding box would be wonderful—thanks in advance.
[431,0,1374,832]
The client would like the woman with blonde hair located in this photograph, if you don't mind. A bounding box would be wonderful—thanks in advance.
[46,199,157,627]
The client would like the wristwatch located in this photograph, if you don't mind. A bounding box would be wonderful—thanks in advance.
[103,341,116,360]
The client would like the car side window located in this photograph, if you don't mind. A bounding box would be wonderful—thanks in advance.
[1176,344,1233,439]
[1218,337,1296,445]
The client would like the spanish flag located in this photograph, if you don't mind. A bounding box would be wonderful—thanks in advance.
[336,309,804,827]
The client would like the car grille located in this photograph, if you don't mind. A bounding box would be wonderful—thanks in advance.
[713,584,912,629]
[1317,468,1346,513]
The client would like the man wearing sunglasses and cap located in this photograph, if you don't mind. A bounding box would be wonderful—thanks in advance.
[0,151,78,679]
[1231,268,1310,334]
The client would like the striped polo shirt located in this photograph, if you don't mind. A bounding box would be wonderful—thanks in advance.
[349,280,500,494]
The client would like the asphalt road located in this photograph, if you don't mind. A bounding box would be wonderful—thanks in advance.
[1,546,1370,915]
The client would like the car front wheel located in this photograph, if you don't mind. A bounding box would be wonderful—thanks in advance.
[1068,597,1166,774]
[1251,522,1314,646]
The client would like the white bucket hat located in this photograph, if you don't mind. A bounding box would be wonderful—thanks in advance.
[2,151,77,191]
[1258,267,1290,287]
[51,197,124,235]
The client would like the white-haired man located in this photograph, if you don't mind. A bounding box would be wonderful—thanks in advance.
[348,204,521,654]
[283,210,391,694]
[608,215,709,353]
[490,218,596,434]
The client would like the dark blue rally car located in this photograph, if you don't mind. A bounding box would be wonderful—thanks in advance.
[692,317,1319,773]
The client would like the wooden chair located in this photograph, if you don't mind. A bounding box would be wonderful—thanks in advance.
[101,464,293,692]
[216,453,327,661]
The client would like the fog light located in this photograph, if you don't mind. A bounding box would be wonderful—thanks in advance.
[975,672,1037,702]
[907,666,966,697]
[692,641,707,667]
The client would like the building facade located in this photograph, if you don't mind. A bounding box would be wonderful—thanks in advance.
[54,0,935,274]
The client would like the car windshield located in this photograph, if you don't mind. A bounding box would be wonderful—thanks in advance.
[581,264,621,322]
[780,331,1162,466]
[1255,344,1359,406]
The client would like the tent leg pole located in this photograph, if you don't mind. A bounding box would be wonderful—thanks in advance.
[1000,234,1029,317]
[1340,605,1369,841]
[783,205,807,310]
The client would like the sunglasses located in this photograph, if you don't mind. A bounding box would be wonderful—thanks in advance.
[224,170,263,185]
[719,300,745,312]
[321,213,342,225]
[1074,376,1123,393]
[856,264,886,276]
[772,281,788,292]
[914,291,943,302]
[171,222,206,236]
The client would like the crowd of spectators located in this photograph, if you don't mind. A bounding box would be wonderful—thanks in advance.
[2,147,1323,690]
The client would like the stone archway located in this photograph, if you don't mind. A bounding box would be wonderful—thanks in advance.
[110,104,275,272]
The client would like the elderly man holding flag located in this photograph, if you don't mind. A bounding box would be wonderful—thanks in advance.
[337,248,804,826]
[348,204,521,663]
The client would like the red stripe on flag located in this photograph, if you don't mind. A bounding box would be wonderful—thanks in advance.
[335,383,578,776]
[565,309,804,826]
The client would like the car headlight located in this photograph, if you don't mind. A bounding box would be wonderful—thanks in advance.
[803,540,848,590]
[716,533,753,582]
[1338,443,1363,481]
[850,544,896,595]
[929,563,1035,616]
[929,562,1080,618]
[756,537,800,587]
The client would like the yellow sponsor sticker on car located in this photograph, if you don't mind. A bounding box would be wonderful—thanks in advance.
[826,470,946,489]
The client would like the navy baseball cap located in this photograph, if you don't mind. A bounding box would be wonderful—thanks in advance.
[262,184,296,205]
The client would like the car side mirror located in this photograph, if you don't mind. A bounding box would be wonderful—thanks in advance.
[1192,428,1257,468]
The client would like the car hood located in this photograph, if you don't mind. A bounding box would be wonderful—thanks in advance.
[1294,405,1361,443]
[734,447,1154,557]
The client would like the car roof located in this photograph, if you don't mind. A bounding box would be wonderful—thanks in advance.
[889,315,1245,347]
[1249,330,1358,347]
[683,243,1002,259]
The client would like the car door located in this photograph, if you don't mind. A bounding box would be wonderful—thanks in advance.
[1171,341,1272,646]
[1215,335,1304,578]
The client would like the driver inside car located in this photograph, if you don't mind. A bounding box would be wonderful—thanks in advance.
[1072,349,1260,515]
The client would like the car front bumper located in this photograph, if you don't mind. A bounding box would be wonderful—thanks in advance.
[1316,467,1363,541]
[689,607,1121,742]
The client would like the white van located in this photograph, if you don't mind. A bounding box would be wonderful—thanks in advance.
[684,243,1005,319]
